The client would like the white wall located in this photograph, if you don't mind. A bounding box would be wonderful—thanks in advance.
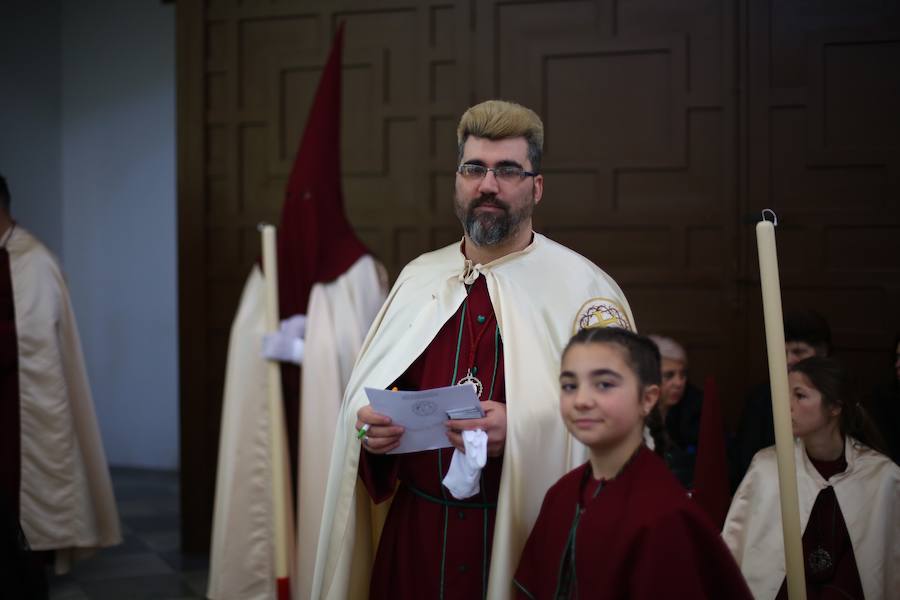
[1,2,179,470]
[61,0,178,469]
[0,1,63,256]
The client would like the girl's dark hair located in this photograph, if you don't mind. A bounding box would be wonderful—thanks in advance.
[563,327,668,456]
[784,309,831,355]
[790,356,887,454]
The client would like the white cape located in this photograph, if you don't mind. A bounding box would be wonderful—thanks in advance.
[208,255,386,600]
[312,233,635,600]
[8,226,121,571]
[722,437,900,600]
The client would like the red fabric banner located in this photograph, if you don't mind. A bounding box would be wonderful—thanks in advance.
[692,376,732,528]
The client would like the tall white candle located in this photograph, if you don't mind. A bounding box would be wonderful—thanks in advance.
[260,224,292,594]
[756,212,807,600]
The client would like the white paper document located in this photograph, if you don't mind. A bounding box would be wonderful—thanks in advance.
[365,384,483,454]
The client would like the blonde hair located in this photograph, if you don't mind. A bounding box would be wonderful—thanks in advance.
[456,100,544,172]
[648,334,687,363]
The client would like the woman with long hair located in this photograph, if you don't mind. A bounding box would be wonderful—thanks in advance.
[723,356,899,600]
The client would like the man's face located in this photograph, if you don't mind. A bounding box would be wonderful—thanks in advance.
[454,136,543,247]
[785,341,818,368]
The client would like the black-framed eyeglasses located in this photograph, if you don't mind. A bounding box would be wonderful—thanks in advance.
[457,163,538,182]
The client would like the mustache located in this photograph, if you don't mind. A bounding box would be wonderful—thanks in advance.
[470,195,509,212]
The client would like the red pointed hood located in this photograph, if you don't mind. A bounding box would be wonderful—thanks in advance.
[692,376,732,529]
[277,23,369,317]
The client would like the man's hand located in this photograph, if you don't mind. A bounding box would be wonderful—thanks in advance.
[446,401,507,457]
[356,405,404,454]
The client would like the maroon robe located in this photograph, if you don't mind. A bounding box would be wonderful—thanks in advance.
[775,454,864,600]
[514,446,753,600]
[359,275,505,600]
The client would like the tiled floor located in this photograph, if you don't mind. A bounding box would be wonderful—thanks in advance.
[48,468,209,600]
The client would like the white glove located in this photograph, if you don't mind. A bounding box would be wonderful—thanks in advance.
[261,314,308,364]
[442,429,488,499]
[279,314,307,339]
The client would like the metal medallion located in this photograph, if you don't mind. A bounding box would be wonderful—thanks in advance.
[807,546,833,575]
[457,371,483,398]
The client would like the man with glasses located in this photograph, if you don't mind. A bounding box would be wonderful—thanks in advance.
[313,100,633,600]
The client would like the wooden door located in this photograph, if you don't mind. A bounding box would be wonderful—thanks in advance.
[473,0,742,427]
[177,0,899,553]
[741,1,900,398]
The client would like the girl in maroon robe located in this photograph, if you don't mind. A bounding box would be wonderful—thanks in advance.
[514,327,752,599]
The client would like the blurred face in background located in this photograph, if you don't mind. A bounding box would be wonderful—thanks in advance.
[785,341,818,368]
[660,358,687,408]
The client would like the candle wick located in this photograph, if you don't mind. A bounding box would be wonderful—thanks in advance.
[761,208,778,226]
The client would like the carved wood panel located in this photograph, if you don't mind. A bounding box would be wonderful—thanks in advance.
[741,1,900,402]
[178,0,899,552]
[476,0,742,431]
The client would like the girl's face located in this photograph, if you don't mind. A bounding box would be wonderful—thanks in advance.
[559,342,658,451]
[660,358,687,407]
[789,371,839,439]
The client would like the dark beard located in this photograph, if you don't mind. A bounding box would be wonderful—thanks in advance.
[455,193,532,247]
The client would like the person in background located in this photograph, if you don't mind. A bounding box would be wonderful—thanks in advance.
[0,174,121,573]
[724,356,898,600]
[649,334,702,488]
[732,309,832,487]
